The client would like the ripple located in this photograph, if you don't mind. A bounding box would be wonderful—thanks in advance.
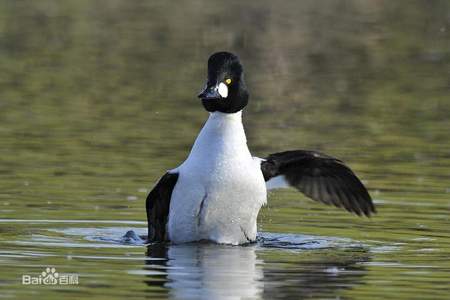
[257,232,364,250]
[50,227,366,251]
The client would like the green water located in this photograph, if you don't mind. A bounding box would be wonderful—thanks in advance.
[0,1,449,299]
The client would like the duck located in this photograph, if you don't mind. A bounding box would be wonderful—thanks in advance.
[146,51,375,245]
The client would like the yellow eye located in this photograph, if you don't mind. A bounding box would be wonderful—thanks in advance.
[225,78,232,85]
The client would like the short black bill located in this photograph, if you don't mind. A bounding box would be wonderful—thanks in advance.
[198,85,222,100]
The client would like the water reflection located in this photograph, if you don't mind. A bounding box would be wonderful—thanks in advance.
[145,243,263,299]
[144,241,370,299]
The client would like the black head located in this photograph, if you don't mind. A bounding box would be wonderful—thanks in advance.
[198,52,249,113]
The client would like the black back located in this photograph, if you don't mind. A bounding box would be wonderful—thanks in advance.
[146,172,179,242]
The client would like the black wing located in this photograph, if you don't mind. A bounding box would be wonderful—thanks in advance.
[146,172,179,242]
[260,150,375,217]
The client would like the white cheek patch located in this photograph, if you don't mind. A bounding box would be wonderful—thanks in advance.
[218,82,228,98]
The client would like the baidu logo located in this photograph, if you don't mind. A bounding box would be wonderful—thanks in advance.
[22,267,79,285]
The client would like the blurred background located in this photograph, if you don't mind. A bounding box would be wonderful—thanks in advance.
[0,1,449,299]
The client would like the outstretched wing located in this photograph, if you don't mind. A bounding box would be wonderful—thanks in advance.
[259,150,375,217]
[146,172,179,242]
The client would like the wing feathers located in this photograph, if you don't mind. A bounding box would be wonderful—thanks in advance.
[260,150,375,217]
[146,172,179,242]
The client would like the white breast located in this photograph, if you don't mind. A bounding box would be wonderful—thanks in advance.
[168,112,267,245]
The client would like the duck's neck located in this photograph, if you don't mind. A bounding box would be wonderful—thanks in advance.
[188,111,249,160]
[208,111,243,124]
[202,111,245,138]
